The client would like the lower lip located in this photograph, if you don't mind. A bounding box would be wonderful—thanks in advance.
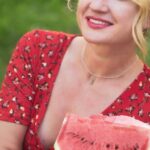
[86,18,111,29]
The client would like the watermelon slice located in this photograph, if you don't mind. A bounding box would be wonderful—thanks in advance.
[54,114,150,150]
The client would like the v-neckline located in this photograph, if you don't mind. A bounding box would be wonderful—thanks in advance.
[101,64,146,115]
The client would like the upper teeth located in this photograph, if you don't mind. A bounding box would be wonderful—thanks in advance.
[89,18,108,25]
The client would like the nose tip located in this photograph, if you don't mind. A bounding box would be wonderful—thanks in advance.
[89,0,109,12]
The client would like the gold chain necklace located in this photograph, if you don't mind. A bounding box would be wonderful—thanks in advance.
[80,47,138,85]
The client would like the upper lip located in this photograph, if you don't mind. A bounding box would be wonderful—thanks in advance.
[86,16,113,25]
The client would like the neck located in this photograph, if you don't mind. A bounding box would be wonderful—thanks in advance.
[82,41,140,78]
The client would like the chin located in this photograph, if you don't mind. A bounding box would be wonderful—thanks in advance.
[82,33,112,45]
[79,26,113,45]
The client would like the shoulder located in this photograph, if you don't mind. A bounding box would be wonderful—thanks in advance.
[13,29,76,61]
[143,64,150,82]
[139,64,150,91]
[21,29,75,43]
[15,29,76,55]
[138,64,150,123]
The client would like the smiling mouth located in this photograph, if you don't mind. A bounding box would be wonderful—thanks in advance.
[86,16,113,29]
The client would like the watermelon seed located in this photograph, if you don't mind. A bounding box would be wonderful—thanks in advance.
[106,144,110,148]
[67,132,81,139]
[90,141,94,145]
[81,137,85,141]
[115,144,119,149]
[82,139,88,143]
[72,134,80,138]
[133,143,139,150]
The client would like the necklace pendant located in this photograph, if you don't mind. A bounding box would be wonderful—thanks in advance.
[90,76,96,85]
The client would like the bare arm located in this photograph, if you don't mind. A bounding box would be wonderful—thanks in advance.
[0,121,27,150]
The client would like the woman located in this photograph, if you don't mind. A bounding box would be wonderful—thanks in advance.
[0,0,150,149]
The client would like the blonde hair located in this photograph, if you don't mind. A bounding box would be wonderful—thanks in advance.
[67,0,150,56]
[67,0,72,11]
[67,0,76,11]
[131,0,150,56]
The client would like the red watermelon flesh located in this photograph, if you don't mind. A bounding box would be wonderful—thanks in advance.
[54,114,150,150]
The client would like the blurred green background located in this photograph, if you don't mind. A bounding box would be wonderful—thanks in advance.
[0,0,150,85]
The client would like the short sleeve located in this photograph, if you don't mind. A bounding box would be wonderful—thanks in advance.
[0,30,40,126]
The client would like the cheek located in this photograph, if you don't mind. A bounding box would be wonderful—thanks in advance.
[110,3,138,22]
[122,13,137,29]
[115,9,138,30]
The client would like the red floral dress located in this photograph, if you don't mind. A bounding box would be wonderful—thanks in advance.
[0,29,150,150]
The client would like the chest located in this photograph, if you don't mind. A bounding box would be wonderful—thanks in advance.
[37,45,143,149]
[37,65,126,149]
